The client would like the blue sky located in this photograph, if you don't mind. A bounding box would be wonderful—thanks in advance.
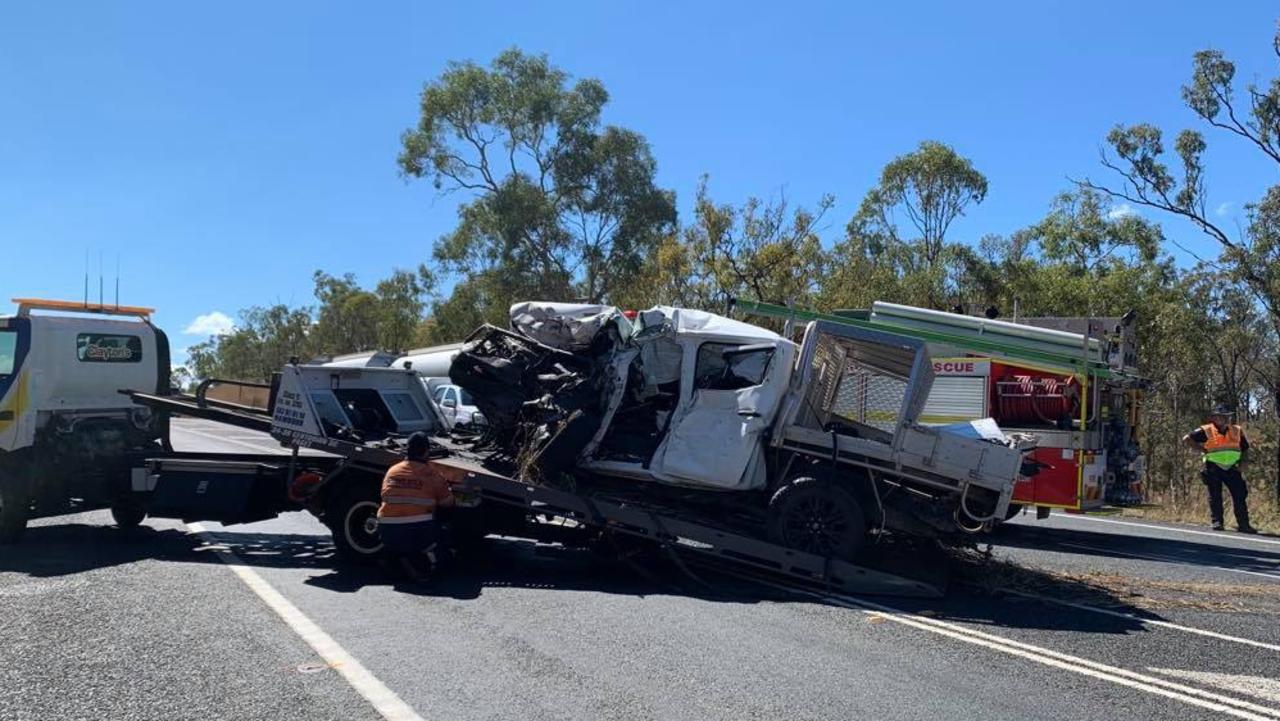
[2,2,1277,361]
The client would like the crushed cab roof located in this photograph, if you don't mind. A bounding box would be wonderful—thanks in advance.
[641,305,783,343]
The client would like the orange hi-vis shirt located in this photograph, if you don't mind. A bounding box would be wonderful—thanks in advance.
[378,460,453,524]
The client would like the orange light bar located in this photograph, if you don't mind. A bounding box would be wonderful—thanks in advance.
[13,298,154,318]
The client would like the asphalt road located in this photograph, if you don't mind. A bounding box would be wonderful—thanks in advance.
[2,417,1278,721]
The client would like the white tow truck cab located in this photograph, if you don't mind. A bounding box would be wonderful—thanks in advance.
[0,298,171,540]
[270,363,448,444]
[320,344,486,429]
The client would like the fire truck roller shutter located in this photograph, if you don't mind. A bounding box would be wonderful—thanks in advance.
[919,376,987,425]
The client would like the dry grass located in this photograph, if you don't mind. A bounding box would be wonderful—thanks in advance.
[950,548,1280,614]
[1118,482,1280,533]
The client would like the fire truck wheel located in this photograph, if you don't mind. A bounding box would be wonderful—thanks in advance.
[327,484,384,563]
[0,476,29,544]
[767,478,867,560]
[110,499,147,530]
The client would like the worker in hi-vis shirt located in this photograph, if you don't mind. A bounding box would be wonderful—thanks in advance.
[378,432,456,579]
[1183,404,1256,534]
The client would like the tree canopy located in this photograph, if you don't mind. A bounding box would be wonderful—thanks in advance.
[188,41,1280,517]
[399,48,676,341]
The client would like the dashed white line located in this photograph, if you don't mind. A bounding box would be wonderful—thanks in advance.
[187,523,427,721]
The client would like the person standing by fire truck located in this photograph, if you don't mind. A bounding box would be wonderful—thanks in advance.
[1183,404,1257,533]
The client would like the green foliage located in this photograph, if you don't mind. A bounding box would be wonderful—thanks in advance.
[836,140,988,308]
[311,268,432,355]
[189,44,1280,511]
[399,48,676,341]
[1083,23,1280,323]
[623,178,832,311]
[374,269,432,353]
[186,268,431,381]
[1079,19,1280,497]
[187,304,315,382]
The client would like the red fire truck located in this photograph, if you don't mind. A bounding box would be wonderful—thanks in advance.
[733,300,1148,519]
[920,353,1144,516]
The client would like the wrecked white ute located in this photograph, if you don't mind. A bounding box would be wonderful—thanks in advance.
[450,303,1032,555]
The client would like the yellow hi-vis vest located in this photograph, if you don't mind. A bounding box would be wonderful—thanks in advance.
[1201,423,1243,470]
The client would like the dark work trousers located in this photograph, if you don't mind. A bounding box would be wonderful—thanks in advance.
[1201,465,1251,528]
[379,519,442,556]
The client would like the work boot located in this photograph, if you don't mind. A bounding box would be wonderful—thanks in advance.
[398,556,432,582]
[1238,525,1259,534]
[1211,521,1225,531]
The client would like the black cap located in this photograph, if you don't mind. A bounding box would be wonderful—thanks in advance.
[406,432,431,460]
[1209,403,1235,417]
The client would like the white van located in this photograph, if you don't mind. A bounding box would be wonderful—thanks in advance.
[428,382,486,428]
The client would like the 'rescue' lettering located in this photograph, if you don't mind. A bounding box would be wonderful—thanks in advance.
[932,359,989,375]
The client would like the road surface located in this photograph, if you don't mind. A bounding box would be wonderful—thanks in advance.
[1,417,1278,721]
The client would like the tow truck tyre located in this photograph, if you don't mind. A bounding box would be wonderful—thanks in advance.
[110,499,147,530]
[766,477,867,560]
[327,484,384,563]
[0,475,29,543]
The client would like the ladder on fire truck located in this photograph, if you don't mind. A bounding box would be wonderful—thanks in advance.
[727,299,1135,381]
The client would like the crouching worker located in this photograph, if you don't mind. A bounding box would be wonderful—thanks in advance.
[378,432,455,580]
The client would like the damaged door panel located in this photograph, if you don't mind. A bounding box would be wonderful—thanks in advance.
[649,341,794,490]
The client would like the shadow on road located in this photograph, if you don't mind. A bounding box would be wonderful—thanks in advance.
[0,519,1172,636]
[990,523,1280,578]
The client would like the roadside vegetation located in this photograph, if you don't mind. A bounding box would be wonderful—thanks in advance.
[183,27,1280,529]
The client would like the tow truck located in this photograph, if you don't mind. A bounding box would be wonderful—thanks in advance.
[1,297,1028,598]
[0,299,172,540]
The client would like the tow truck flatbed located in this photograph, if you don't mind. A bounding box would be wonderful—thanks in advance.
[126,369,944,598]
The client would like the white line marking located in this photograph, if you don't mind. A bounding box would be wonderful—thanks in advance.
[1060,542,1280,582]
[1152,669,1280,706]
[187,523,426,721]
[747,576,1280,721]
[994,588,1280,653]
[1052,514,1280,548]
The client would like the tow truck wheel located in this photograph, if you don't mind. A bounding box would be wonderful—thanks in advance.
[767,477,867,560]
[0,476,29,544]
[110,500,147,530]
[327,485,384,563]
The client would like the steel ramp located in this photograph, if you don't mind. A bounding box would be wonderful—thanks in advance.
[433,456,943,599]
